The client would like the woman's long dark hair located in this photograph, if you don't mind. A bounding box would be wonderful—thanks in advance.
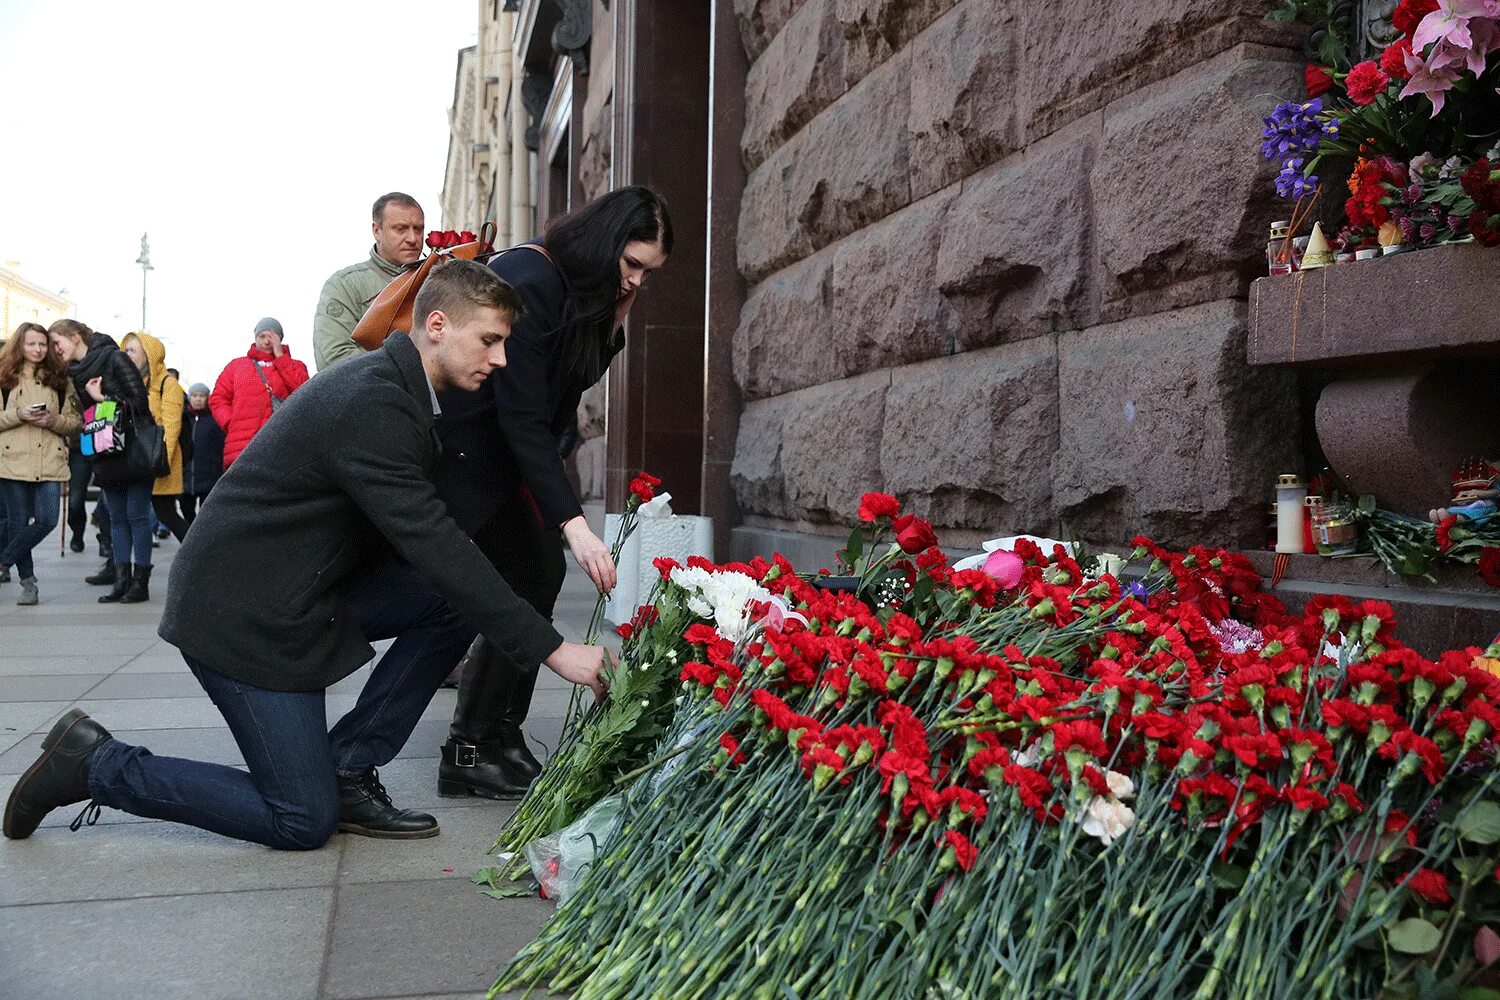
[543,185,672,383]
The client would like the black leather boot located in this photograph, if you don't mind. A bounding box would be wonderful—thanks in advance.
[98,564,132,603]
[337,770,438,839]
[439,636,538,798]
[85,560,116,586]
[4,709,113,839]
[120,564,152,604]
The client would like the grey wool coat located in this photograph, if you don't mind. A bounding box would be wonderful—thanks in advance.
[159,331,564,692]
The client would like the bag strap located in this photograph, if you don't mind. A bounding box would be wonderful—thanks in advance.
[252,361,284,403]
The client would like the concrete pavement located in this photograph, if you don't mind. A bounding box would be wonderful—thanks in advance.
[0,518,606,1000]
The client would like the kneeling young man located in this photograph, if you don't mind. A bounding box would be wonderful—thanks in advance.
[4,261,608,849]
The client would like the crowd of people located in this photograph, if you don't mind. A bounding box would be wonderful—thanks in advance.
[4,184,672,853]
[0,311,304,605]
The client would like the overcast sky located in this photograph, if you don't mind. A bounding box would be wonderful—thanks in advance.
[0,0,476,383]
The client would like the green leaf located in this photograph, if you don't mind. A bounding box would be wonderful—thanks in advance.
[1453,855,1494,882]
[481,884,537,899]
[845,527,864,565]
[1461,801,1500,845]
[1388,917,1443,955]
[1459,988,1500,1000]
[1212,863,1249,890]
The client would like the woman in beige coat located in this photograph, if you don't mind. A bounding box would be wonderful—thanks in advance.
[0,323,82,605]
[121,332,187,542]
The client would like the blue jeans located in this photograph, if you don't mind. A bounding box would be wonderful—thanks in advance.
[86,559,474,849]
[0,480,62,579]
[101,480,153,566]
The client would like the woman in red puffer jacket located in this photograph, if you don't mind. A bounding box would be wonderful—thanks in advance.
[209,318,309,468]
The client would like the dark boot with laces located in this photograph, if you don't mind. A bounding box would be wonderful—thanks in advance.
[336,769,438,839]
[4,709,113,839]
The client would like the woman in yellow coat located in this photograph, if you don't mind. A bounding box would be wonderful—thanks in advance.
[121,332,187,542]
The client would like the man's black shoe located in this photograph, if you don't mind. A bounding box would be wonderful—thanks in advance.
[438,739,531,799]
[4,709,112,839]
[337,770,438,839]
[69,530,85,553]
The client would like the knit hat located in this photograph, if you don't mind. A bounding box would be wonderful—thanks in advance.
[189,382,210,396]
[254,317,284,339]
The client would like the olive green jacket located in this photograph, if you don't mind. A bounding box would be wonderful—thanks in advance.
[312,247,408,371]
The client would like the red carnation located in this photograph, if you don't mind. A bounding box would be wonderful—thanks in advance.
[892,514,938,554]
[858,492,902,523]
[615,622,634,640]
[1380,38,1413,81]
[1437,514,1459,553]
[942,830,977,872]
[1304,64,1334,97]
[629,471,661,503]
[1479,548,1500,588]
[1471,210,1500,247]
[1405,867,1453,906]
[1345,61,1390,106]
[1392,0,1438,38]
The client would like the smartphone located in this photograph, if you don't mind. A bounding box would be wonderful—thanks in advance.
[26,402,48,412]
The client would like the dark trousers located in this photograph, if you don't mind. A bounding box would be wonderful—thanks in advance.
[449,494,567,744]
[87,559,474,850]
[179,492,200,526]
[151,494,188,541]
[0,480,62,579]
[66,449,109,543]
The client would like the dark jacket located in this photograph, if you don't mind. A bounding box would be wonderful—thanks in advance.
[434,244,623,536]
[183,405,225,494]
[67,333,151,429]
[158,331,565,692]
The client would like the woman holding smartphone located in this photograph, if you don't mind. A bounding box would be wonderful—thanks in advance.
[0,323,82,605]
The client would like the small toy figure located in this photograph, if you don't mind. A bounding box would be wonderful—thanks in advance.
[1428,457,1500,526]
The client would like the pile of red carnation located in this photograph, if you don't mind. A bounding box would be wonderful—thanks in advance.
[493,495,1500,1000]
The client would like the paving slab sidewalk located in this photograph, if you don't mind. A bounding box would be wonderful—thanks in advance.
[0,513,609,1000]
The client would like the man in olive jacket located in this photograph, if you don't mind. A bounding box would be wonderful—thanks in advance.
[4,261,609,850]
[312,192,424,371]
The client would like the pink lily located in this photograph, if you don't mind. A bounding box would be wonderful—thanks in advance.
[1402,45,1463,113]
[1412,0,1491,51]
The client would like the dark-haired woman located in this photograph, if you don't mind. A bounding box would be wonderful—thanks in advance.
[434,184,672,799]
[0,323,82,605]
[47,320,155,603]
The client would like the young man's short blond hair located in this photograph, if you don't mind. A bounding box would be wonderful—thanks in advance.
[411,260,524,330]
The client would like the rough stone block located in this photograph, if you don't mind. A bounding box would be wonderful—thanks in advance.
[1091,48,1299,320]
[738,51,912,283]
[733,253,840,400]
[1053,300,1299,548]
[933,122,1096,351]
[907,0,1020,200]
[734,190,956,400]
[742,0,846,171]
[835,0,962,87]
[732,373,890,521]
[735,0,813,62]
[1017,1,1297,142]
[880,337,1059,532]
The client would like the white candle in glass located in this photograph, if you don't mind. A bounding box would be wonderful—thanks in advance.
[1275,475,1307,554]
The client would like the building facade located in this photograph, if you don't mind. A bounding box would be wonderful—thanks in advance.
[1,262,72,336]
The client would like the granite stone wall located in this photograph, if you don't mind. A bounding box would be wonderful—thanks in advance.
[729,0,1308,549]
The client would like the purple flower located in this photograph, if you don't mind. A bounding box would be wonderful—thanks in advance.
[1261,99,1327,162]
[1276,158,1319,199]
[1126,581,1149,600]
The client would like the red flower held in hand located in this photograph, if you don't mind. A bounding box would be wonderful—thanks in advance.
[1345,61,1390,106]
[629,471,662,504]
[858,492,902,523]
[1304,64,1334,97]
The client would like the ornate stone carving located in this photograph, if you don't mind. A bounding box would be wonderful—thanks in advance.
[551,0,592,74]
[1361,0,1400,56]
[521,69,552,151]
[1302,0,1399,64]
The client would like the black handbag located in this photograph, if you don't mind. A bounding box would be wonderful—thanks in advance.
[93,410,167,487]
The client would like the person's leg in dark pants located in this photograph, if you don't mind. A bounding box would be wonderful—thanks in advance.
[327,559,476,774]
[179,492,197,528]
[66,448,91,552]
[151,494,188,542]
[0,481,9,582]
[74,658,340,850]
[442,494,566,798]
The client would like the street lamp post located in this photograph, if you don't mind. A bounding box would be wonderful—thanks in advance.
[134,233,153,330]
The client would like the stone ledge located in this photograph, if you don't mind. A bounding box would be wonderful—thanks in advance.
[1249,243,1500,369]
